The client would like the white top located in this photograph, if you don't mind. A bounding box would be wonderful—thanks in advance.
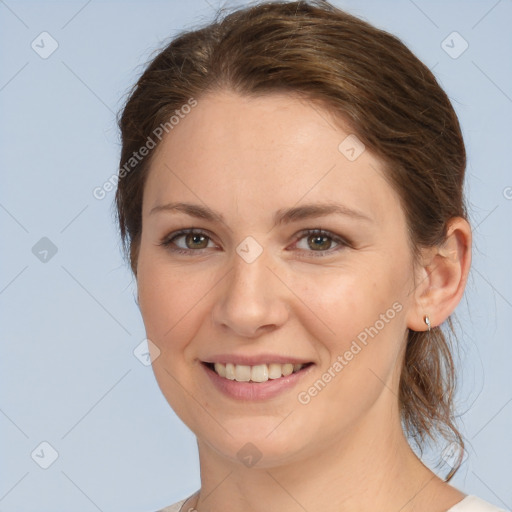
[156,492,509,512]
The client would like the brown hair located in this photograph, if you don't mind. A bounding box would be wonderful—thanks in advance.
[115,0,467,479]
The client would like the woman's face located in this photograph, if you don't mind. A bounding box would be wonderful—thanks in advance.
[136,91,420,466]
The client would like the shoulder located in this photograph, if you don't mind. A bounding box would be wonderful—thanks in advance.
[154,490,199,512]
[155,497,187,512]
[155,494,509,512]
[448,495,510,512]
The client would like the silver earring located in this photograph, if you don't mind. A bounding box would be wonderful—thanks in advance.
[424,315,431,332]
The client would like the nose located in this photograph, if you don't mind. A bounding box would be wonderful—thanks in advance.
[211,247,290,338]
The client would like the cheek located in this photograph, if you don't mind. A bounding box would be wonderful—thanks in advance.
[288,261,405,349]
[136,253,215,426]
[293,271,407,418]
[291,260,409,410]
[136,255,207,354]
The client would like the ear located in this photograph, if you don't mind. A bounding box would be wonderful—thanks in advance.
[406,217,472,332]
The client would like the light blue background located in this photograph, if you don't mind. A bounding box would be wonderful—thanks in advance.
[1,1,511,511]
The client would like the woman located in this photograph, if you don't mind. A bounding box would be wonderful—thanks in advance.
[115,1,506,511]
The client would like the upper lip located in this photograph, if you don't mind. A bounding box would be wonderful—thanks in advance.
[201,353,314,366]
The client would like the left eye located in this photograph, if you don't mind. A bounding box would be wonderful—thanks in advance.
[160,229,216,252]
[293,229,346,255]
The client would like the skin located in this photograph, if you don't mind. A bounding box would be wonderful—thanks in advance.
[136,91,471,512]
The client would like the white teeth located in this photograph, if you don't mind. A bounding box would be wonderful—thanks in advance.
[251,364,268,383]
[282,363,294,376]
[210,362,306,382]
[268,363,283,379]
[235,364,251,382]
[225,363,236,380]
[214,362,226,378]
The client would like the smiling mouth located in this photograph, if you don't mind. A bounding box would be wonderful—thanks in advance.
[202,361,314,383]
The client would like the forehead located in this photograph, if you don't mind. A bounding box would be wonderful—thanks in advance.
[143,91,402,227]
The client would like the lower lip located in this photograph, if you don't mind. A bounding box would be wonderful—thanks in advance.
[201,362,315,401]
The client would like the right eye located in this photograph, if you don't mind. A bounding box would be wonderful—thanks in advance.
[159,229,218,255]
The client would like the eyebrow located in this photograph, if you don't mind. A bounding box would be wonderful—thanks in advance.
[149,201,373,226]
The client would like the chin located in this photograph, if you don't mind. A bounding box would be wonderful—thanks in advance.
[193,416,318,469]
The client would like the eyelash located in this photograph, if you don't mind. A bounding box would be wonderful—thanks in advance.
[158,228,350,258]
